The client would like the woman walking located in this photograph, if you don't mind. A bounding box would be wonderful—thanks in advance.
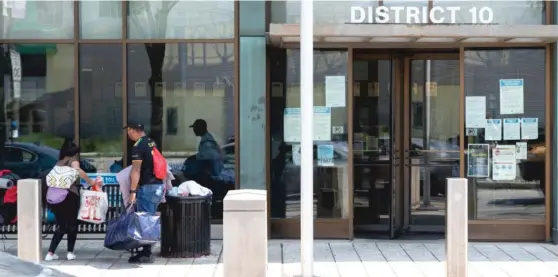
[45,139,97,261]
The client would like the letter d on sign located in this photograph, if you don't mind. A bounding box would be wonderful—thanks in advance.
[350,7,366,23]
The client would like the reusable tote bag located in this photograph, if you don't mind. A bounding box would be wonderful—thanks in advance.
[78,190,109,224]
[104,205,161,251]
[46,166,79,189]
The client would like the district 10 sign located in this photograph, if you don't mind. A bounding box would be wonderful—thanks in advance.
[350,5,494,24]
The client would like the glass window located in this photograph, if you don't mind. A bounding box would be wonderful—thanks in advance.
[2,1,74,39]
[127,1,234,39]
[127,43,235,219]
[1,44,75,178]
[79,44,123,174]
[5,147,36,162]
[269,49,349,219]
[464,48,546,220]
[79,0,122,39]
[432,1,545,24]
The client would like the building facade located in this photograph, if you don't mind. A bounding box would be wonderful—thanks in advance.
[0,0,557,242]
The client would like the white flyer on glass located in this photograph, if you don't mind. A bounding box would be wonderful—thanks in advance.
[10,49,21,82]
[325,76,346,107]
[503,118,520,140]
[283,107,332,142]
[292,144,301,166]
[492,145,517,181]
[499,79,524,114]
[10,50,21,98]
[521,118,539,140]
[313,107,332,141]
[283,108,301,143]
[465,96,486,128]
[515,142,528,160]
[485,119,502,141]
[317,144,334,167]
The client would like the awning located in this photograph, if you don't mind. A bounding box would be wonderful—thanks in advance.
[268,24,558,47]
[15,44,58,54]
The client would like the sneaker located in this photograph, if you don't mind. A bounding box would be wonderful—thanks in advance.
[128,253,155,264]
[44,253,59,261]
[66,252,76,261]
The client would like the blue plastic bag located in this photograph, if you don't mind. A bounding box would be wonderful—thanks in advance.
[45,209,56,224]
[103,206,161,251]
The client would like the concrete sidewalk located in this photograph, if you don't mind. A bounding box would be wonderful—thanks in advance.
[2,239,558,277]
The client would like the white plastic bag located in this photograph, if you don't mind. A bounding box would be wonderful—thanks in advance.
[178,181,212,196]
[78,190,108,224]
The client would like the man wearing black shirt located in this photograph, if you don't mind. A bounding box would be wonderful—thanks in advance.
[123,122,164,263]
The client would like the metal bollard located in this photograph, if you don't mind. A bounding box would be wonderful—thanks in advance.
[446,178,468,277]
[17,179,42,263]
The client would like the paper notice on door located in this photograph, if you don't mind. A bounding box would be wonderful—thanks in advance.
[521,118,539,140]
[485,119,502,141]
[325,76,346,107]
[284,108,300,143]
[313,107,332,141]
[515,142,528,160]
[499,79,524,114]
[465,96,487,128]
[492,145,517,181]
[467,144,490,178]
[283,107,332,142]
[503,118,520,140]
[317,144,334,167]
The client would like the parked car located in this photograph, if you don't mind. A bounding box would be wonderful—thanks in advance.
[410,137,460,196]
[2,142,97,179]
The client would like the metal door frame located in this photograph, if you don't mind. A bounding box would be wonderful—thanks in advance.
[389,53,405,239]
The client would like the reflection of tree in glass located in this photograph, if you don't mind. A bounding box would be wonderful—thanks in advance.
[129,1,179,148]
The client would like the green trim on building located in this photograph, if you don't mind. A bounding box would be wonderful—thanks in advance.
[15,44,57,55]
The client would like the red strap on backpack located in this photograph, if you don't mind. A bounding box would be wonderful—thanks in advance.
[152,147,167,180]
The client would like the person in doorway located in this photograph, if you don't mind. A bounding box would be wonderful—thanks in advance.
[189,119,223,176]
[45,139,97,261]
[124,122,164,264]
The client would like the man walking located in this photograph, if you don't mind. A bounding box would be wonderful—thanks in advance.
[124,122,164,263]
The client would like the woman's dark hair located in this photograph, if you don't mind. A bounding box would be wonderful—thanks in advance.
[59,138,80,160]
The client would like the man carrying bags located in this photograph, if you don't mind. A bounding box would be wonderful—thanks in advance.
[123,122,165,263]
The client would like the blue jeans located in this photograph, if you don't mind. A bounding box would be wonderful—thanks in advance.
[136,184,164,213]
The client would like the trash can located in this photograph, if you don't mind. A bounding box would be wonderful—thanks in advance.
[160,194,212,258]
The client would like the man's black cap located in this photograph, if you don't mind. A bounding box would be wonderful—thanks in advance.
[189,119,207,129]
[123,121,145,131]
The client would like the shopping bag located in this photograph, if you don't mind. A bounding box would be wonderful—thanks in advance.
[78,190,109,224]
[103,205,161,251]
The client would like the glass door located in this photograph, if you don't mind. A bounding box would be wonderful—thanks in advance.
[352,56,393,235]
[403,54,460,233]
[350,53,407,239]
